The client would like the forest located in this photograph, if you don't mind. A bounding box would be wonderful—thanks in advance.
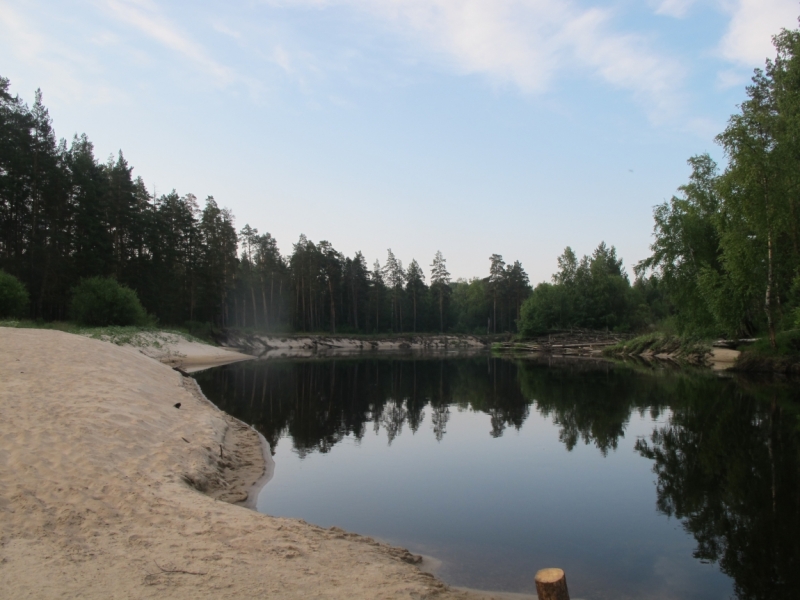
[3,26,800,341]
[0,74,534,334]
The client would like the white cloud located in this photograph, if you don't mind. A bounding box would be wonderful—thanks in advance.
[715,67,748,89]
[719,0,799,65]
[102,0,235,85]
[264,0,685,119]
[562,8,683,120]
[212,22,243,40]
[272,45,293,73]
[653,0,697,19]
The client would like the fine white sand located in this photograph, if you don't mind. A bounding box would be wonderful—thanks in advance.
[0,328,516,599]
[91,330,254,372]
[709,347,740,371]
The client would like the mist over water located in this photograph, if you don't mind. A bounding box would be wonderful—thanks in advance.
[194,356,800,600]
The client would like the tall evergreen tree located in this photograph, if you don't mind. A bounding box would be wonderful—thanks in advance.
[488,254,506,334]
[405,259,426,333]
[370,259,385,333]
[430,250,451,332]
[384,249,405,332]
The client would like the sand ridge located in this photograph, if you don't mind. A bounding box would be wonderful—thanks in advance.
[0,328,495,599]
[95,330,254,372]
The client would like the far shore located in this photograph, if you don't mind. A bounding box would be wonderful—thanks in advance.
[0,327,528,599]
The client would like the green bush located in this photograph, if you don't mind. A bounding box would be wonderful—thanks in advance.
[69,277,148,326]
[0,270,29,318]
[747,329,800,357]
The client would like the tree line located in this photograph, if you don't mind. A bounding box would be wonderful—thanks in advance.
[517,242,667,335]
[635,27,800,345]
[10,18,800,342]
[0,74,532,333]
[519,24,800,343]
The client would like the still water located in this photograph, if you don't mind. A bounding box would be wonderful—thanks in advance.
[193,355,800,600]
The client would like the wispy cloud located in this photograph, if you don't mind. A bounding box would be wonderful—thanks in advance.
[562,8,684,121]
[102,0,235,85]
[0,0,126,105]
[719,0,798,65]
[265,0,685,119]
[652,0,697,19]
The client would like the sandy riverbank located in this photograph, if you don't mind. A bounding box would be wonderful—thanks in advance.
[92,330,255,372]
[217,331,489,359]
[0,328,513,599]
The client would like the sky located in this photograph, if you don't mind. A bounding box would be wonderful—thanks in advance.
[1,0,798,283]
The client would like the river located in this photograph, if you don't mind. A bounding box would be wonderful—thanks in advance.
[193,354,800,600]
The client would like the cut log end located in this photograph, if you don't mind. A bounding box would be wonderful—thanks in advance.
[535,568,569,600]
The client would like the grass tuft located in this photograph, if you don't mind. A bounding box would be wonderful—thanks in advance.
[604,332,711,359]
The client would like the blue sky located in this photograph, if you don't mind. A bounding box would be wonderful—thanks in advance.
[1,0,798,283]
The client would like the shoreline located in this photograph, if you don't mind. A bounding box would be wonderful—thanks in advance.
[1,327,487,599]
[217,331,491,358]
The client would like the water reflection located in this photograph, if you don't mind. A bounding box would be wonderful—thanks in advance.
[193,356,800,599]
[635,381,800,599]
[194,356,536,454]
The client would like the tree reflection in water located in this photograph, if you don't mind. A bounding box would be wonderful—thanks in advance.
[635,378,800,600]
[193,356,800,599]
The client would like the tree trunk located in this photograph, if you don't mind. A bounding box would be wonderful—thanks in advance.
[251,285,258,329]
[352,281,358,330]
[328,279,336,334]
[261,279,268,329]
[439,291,443,332]
[412,293,417,333]
[766,227,777,348]
[535,568,569,600]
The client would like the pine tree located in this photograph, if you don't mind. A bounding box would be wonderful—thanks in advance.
[384,249,405,331]
[488,254,506,333]
[370,259,385,332]
[430,250,450,332]
[405,259,426,332]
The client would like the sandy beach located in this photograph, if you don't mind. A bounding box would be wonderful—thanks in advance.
[0,328,515,599]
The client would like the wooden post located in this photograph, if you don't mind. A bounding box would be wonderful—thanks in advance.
[535,568,569,600]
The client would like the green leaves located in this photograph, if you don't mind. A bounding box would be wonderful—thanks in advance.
[519,242,637,335]
[0,270,28,318]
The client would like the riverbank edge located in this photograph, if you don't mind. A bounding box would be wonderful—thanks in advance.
[599,333,800,373]
[216,330,495,357]
[177,375,273,506]
[147,333,542,598]
[1,327,486,599]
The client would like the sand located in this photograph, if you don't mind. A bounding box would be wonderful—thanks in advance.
[709,347,740,371]
[90,330,254,372]
[0,328,514,599]
[219,332,488,359]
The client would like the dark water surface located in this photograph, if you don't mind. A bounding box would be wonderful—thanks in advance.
[193,355,800,600]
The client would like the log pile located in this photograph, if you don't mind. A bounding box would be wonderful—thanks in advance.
[495,330,630,357]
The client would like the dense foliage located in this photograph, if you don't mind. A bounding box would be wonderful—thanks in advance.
[0,269,28,318]
[517,243,667,335]
[0,75,532,333]
[637,29,800,345]
[69,277,148,327]
[519,26,800,343]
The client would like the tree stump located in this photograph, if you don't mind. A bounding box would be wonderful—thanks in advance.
[535,568,569,600]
